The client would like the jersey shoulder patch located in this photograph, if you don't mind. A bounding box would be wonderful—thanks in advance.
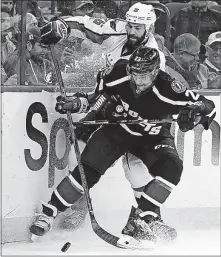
[171,80,187,93]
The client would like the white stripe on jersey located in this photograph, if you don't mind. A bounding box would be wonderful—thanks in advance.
[206,108,216,118]
[153,86,194,106]
[98,78,104,91]
[68,174,84,193]
[120,124,142,136]
[155,176,175,190]
[54,189,73,207]
[106,76,130,87]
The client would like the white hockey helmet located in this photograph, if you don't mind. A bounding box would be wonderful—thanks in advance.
[126,2,156,28]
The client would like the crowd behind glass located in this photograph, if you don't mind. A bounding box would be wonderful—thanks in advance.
[1,0,221,90]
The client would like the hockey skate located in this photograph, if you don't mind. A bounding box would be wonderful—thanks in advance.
[30,202,58,238]
[149,216,177,242]
[61,195,88,230]
[117,206,157,249]
[118,206,177,249]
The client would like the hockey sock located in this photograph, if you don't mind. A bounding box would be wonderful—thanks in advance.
[138,176,175,222]
[49,172,84,212]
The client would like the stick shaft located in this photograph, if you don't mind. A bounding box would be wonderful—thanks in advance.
[50,44,121,247]
[72,118,177,125]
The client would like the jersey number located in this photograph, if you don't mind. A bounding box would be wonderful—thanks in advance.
[140,122,162,135]
[185,90,200,101]
[93,18,105,27]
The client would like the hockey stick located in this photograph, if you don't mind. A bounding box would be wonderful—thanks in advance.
[72,118,177,125]
[49,44,122,248]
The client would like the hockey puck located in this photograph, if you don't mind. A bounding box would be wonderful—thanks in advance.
[61,242,71,252]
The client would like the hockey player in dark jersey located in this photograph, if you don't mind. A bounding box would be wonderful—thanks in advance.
[30,46,216,248]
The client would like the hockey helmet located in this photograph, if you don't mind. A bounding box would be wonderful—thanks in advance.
[128,46,160,74]
[128,46,160,92]
[126,3,156,29]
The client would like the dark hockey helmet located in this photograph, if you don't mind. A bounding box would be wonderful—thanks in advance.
[128,46,160,74]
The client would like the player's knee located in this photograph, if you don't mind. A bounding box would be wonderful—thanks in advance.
[71,163,102,189]
[162,155,183,185]
[151,154,183,186]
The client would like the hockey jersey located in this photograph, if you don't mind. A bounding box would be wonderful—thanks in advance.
[63,16,166,70]
[94,59,216,140]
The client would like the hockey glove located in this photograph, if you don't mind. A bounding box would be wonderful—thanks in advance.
[100,95,130,121]
[40,18,70,45]
[55,94,89,114]
[177,102,205,132]
[72,109,100,143]
[74,122,99,143]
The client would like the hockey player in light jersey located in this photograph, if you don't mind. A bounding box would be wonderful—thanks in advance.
[61,2,166,69]
[30,46,216,248]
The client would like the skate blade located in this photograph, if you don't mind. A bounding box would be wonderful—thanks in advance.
[117,235,155,250]
[30,233,40,242]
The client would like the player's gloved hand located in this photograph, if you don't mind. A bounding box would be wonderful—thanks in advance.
[177,102,204,132]
[101,95,129,121]
[74,123,99,143]
[73,111,99,143]
[55,93,89,114]
[40,18,70,45]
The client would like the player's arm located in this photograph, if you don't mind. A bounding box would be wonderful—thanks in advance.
[63,16,126,44]
[155,79,216,132]
[176,90,216,132]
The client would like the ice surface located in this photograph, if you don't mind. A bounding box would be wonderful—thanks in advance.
[2,160,220,255]
[2,213,220,256]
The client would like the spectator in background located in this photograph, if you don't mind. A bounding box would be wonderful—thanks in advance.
[166,33,208,89]
[13,0,46,26]
[155,34,189,87]
[10,12,39,48]
[173,1,221,60]
[26,12,39,29]
[1,5,16,83]
[58,0,94,17]
[202,31,221,89]
[93,0,119,19]
[4,27,54,86]
[93,7,107,20]
[1,0,13,13]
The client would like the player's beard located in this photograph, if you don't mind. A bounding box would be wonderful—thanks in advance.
[127,33,146,46]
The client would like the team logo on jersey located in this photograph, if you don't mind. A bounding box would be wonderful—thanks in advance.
[116,105,124,113]
[171,80,187,93]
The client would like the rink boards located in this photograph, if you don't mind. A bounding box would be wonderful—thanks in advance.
[1,90,220,243]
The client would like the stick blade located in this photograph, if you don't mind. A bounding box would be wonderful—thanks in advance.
[90,214,121,248]
[117,234,155,250]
